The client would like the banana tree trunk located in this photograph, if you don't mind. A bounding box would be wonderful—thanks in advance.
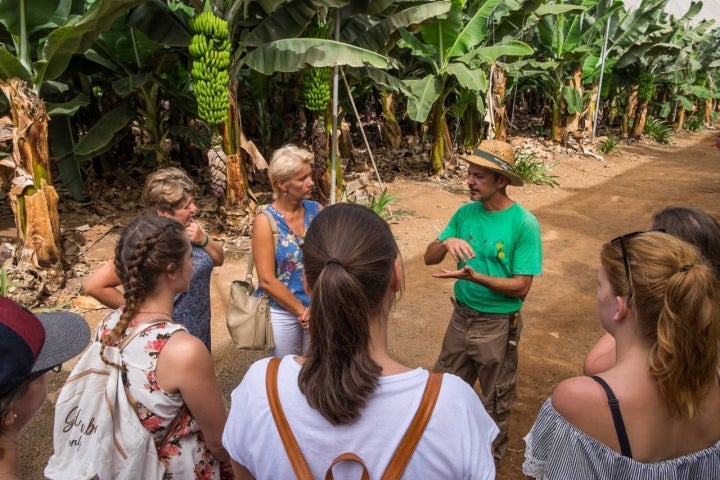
[429,100,451,174]
[551,99,563,143]
[490,64,508,141]
[221,79,249,208]
[0,79,64,290]
[380,91,401,150]
[631,99,648,138]
[674,104,686,133]
[564,68,583,137]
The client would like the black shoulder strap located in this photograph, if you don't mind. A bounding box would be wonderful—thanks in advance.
[591,375,632,458]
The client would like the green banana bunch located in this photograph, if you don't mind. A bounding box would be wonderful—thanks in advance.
[637,72,655,102]
[302,16,332,113]
[188,11,231,126]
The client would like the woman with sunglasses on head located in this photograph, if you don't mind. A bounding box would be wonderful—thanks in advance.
[583,206,720,376]
[523,231,720,479]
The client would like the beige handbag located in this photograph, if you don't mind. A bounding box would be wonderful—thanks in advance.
[226,208,277,350]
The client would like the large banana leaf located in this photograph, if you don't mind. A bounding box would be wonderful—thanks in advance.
[241,0,350,48]
[404,75,442,122]
[72,106,136,161]
[243,38,397,74]
[347,1,451,54]
[32,0,145,85]
[0,48,32,83]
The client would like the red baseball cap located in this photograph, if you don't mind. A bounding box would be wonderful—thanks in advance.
[0,296,90,397]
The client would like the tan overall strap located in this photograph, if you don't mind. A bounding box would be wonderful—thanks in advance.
[266,358,313,480]
[381,372,443,480]
[266,358,442,480]
[325,453,370,480]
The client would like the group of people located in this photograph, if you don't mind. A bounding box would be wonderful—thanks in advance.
[1,138,719,479]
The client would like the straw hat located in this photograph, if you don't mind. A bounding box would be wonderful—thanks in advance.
[457,140,524,186]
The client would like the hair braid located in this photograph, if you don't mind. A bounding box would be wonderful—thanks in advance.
[100,216,188,367]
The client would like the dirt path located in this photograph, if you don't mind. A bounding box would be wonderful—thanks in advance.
[18,129,720,478]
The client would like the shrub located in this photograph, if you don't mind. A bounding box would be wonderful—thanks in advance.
[369,188,397,219]
[512,150,559,187]
[598,134,619,154]
[684,115,704,132]
[644,117,672,144]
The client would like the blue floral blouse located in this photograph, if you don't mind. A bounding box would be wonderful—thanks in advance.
[255,200,322,311]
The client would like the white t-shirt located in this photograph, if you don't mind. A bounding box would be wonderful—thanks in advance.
[223,356,498,479]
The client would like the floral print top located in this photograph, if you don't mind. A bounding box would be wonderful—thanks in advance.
[255,200,322,311]
[97,311,221,479]
[174,245,214,351]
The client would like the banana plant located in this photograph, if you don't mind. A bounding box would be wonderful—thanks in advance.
[393,0,533,173]
[0,0,143,292]
[196,0,448,208]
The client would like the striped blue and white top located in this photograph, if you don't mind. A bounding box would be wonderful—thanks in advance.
[523,398,720,479]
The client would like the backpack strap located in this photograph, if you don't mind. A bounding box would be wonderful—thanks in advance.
[381,372,442,479]
[119,320,189,451]
[266,357,313,480]
[325,453,369,480]
[266,358,443,480]
[247,205,279,280]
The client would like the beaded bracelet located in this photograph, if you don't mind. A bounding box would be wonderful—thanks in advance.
[201,234,210,248]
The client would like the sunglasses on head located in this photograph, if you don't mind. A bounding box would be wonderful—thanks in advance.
[609,229,665,303]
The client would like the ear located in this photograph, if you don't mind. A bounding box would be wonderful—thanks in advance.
[165,263,178,279]
[157,209,171,218]
[495,174,510,188]
[613,295,628,322]
[3,405,18,427]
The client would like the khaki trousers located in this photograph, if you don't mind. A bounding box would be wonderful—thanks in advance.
[433,300,522,460]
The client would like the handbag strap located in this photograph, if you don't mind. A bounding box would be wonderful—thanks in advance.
[266,357,313,480]
[266,357,443,480]
[246,206,279,279]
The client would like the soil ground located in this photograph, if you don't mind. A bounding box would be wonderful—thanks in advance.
[12,128,720,479]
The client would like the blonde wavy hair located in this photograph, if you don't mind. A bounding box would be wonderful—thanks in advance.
[268,145,313,199]
[601,231,720,418]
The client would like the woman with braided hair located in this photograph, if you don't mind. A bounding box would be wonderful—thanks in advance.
[524,231,720,479]
[223,204,498,479]
[97,215,233,479]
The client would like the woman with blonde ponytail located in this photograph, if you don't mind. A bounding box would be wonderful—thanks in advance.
[98,215,233,479]
[223,204,498,479]
[524,231,720,479]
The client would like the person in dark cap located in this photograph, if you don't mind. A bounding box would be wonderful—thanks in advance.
[0,296,90,479]
[424,139,543,461]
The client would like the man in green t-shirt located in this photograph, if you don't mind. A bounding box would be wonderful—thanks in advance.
[424,140,542,461]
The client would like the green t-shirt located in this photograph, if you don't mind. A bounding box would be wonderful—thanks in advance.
[438,202,542,313]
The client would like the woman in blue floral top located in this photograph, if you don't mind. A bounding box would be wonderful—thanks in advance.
[253,145,322,357]
[84,168,224,351]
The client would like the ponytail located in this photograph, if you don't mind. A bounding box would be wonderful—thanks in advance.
[299,204,398,425]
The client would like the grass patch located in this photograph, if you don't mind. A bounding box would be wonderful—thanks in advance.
[598,134,619,155]
[512,150,559,187]
[644,117,672,144]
